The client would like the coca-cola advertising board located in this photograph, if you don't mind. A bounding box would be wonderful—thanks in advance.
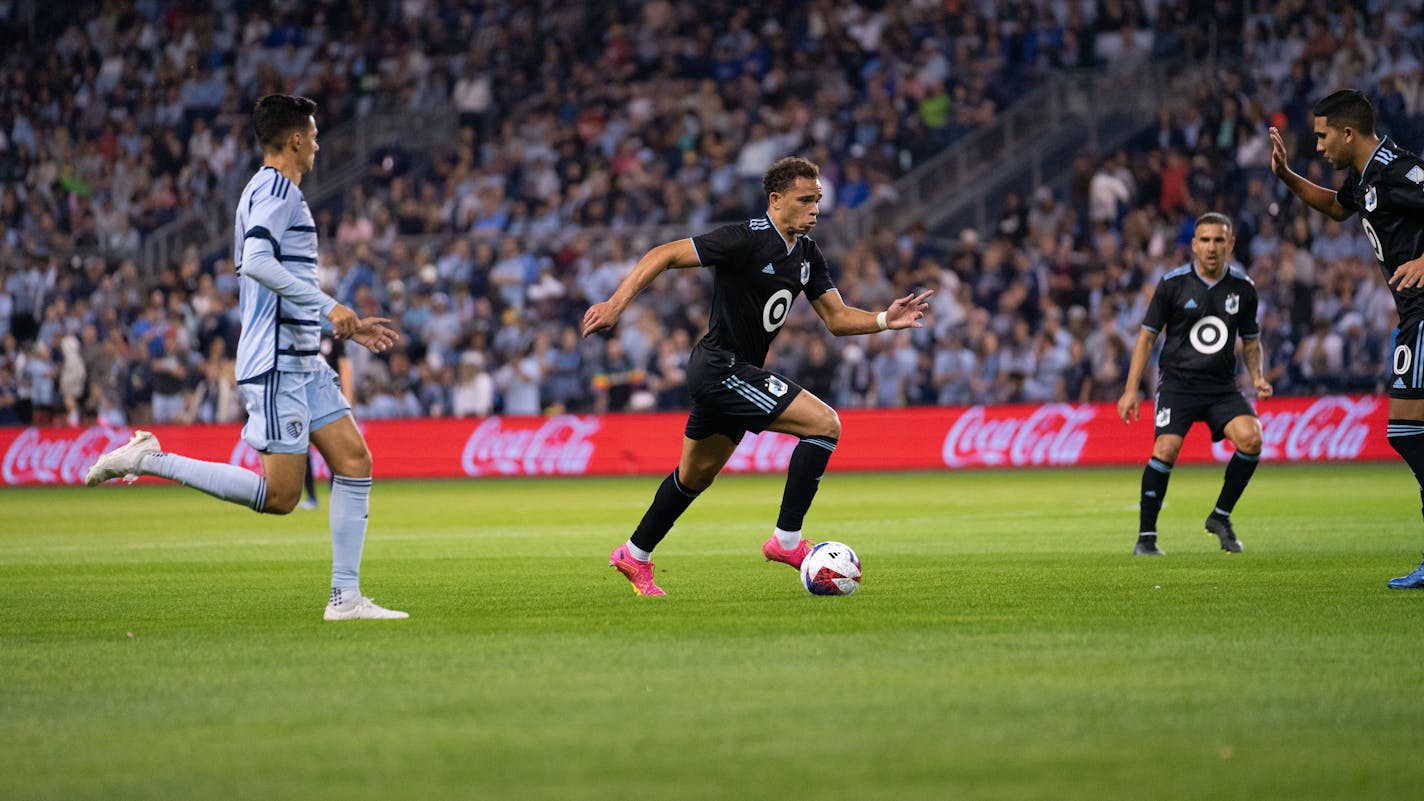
[0,395,1389,486]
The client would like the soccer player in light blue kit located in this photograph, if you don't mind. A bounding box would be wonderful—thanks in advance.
[86,94,407,620]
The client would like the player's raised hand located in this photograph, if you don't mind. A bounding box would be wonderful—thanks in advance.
[581,300,623,337]
[1389,256,1424,290]
[327,303,359,339]
[350,317,401,353]
[1268,126,1291,179]
[1117,391,1140,425]
[885,290,935,329]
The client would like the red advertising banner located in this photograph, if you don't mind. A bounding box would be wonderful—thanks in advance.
[0,395,1390,487]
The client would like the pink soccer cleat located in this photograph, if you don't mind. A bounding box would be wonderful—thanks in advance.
[762,535,813,569]
[609,545,667,596]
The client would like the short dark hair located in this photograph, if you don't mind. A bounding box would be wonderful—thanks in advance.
[1313,89,1375,135]
[253,94,317,152]
[1194,211,1233,235]
[763,156,819,197]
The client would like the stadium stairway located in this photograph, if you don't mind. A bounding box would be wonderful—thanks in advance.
[829,61,1210,253]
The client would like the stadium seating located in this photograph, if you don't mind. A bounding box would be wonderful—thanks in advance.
[2,2,1422,426]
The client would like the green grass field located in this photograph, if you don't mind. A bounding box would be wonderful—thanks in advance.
[3,464,1424,800]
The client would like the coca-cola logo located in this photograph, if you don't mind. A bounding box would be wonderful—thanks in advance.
[461,415,599,476]
[2,426,134,485]
[1213,395,1377,462]
[723,431,800,473]
[942,404,1095,468]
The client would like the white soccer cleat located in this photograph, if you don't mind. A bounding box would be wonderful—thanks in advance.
[84,430,160,486]
[324,591,409,621]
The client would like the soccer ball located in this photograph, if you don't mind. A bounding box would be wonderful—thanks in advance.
[800,541,862,596]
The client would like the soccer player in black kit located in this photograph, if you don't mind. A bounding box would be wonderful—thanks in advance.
[1118,212,1273,556]
[1271,89,1424,587]
[582,156,932,596]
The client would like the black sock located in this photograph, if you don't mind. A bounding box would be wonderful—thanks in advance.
[630,469,701,554]
[1387,421,1424,524]
[776,436,838,532]
[303,459,316,501]
[1139,457,1173,534]
[1211,450,1259,519]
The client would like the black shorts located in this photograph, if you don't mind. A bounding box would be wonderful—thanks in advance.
[1153,386,1255,442]
[1390,319,1424,400]
[684,344,801,443]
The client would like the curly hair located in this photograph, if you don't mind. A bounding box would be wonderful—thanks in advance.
[762,156,819,197]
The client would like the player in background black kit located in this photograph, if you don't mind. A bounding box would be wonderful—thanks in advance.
[300,335,354,509]
[1270,89,1424,587]
[1118,213,1273,556]
[582,156,933,596]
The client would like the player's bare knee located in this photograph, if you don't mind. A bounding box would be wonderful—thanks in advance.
[264,490,301,515]
[679,466,717,492]
[1236,433,1263,455]
[329,447,373,478]
[1152,441,1182,463]
[816,406,842,439]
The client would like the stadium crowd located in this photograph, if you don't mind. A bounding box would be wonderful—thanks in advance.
[2,1,1424,427]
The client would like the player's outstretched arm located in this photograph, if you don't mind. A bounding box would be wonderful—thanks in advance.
[1269,126,1353,221]
[581,239,700,337]
[1117,328,1158,424]
[810,290,934,336]
[349,317,401,354]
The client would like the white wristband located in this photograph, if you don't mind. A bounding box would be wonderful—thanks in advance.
[876,311,889,331]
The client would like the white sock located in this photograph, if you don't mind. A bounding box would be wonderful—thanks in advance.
[774,527,802,550]
[330,475,371,594]
[625,540,653,562]
[140,452,266,511]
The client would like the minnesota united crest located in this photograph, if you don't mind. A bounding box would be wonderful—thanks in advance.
[1224,293,1239,314]
[1365,186,1378,212]
[799,260,810,284]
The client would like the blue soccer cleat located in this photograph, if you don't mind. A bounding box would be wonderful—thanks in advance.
[1387,554,1424,589]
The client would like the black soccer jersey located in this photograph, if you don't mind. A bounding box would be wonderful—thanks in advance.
[1141,263,1260,392]
[689,215,838,367]
[1337,136,1424,322]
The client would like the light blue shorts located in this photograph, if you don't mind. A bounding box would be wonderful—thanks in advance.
[239,364,351,454]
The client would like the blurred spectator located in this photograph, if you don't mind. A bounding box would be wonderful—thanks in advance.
[590,338,641,414]
[453,351,496,418]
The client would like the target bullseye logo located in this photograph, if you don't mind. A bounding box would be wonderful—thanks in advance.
[1189,315,1228,354]
[763,289,794,332]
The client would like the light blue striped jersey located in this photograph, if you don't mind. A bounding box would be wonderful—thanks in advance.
[233,166,323,382]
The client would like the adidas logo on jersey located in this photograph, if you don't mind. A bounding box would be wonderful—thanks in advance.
[1184,299,1199,309]
[1395,377,1408,390]
[762,264,775,274]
